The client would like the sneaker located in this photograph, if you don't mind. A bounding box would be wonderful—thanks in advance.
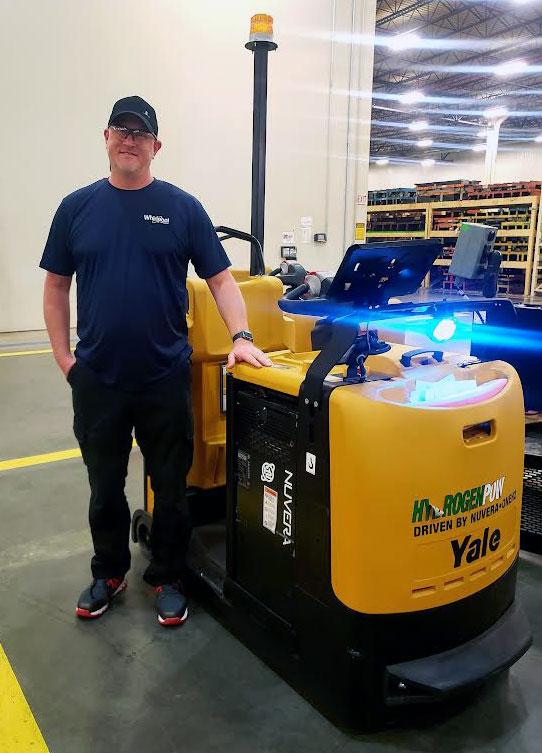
[76,577,127,619]
[154,583,188,626]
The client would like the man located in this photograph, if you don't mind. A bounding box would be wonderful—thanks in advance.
[40,95,271,627]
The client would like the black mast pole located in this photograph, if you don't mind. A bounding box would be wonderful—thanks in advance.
[245,16,277,276]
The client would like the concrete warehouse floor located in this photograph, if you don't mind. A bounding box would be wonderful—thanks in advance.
[1,331,541,753]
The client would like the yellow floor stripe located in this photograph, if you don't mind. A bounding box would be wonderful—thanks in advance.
[0,349,52,358]
[0,644,50,752]
[0,448,82,472]
[0,440,138,473]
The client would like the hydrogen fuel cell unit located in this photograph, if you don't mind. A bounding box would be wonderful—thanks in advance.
[133,240,531,730]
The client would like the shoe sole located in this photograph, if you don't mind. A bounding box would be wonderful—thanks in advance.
[158,607,188,627]
[75,580,127,619]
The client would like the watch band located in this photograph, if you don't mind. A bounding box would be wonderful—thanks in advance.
[232,330,254,343]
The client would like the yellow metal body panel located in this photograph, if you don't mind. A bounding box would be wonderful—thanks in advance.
[147,272,285,505]
[281,314,319,354]
[187,274,284,362]
[188,360,227,489]
[186,272,285,490]
[147,475,154,515]
[329,360,523,614]
[234,351,329,396]
[234,347,524,615]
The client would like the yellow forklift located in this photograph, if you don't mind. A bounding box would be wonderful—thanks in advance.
[131,16,531,729]
[132,236,531,729]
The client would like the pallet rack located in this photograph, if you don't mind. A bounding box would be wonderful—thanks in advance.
[367,195,540,298]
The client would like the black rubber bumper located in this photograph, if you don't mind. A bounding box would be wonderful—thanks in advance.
[384,601,532,705]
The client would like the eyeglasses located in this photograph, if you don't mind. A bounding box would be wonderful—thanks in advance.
[109,125,156,142]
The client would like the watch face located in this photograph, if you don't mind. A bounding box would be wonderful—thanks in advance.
[234,331,253,342]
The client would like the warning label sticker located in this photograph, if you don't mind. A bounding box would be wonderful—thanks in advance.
[263,486,278,533]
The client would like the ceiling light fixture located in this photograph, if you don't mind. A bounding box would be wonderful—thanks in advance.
[421,158,436,167]
[408,120,429,132]
[477,130,487,139]
[483,106,509,121]
[494,59,529,78]
[417,138,434,147]
[386,32,421,52]
[375,157,390,165]
[535,135,542,143]
[471,143,486,152]
[398,89,425,105]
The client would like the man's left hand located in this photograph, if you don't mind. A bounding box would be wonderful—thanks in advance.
[227,339,273,369]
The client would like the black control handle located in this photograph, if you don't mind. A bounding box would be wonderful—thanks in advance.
[400,349,444,368]
[284,282,310,300]
[214,225,265,277]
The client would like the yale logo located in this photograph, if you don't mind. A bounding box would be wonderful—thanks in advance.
[143,214,170,225]
[451,526,501,568]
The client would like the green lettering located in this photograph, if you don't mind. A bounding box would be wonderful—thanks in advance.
[452,492,462,516]
[412,498,430,523]
[460,491,470,513]
[443,495,454,517]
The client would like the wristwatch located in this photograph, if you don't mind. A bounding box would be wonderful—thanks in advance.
[232,330,254,343]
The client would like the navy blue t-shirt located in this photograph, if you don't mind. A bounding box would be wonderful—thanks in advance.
[40,178,230,388]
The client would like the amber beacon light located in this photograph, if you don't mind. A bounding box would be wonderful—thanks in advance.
[248,13,275,43]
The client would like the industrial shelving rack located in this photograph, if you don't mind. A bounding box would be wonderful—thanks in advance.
[367,195,541,297]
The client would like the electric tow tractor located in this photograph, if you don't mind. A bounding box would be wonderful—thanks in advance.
[133,238,531,730]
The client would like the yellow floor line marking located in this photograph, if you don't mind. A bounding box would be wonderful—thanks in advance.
[0,644,50,752]
[0,440,138,473]
[0,449,83,472]
[0,349,53,358]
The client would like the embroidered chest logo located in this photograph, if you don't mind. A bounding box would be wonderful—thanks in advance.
[143,214,170,225]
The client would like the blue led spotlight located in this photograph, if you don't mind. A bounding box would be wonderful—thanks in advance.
[432,317,457,343]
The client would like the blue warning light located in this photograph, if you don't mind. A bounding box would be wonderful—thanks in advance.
[432,318,457,342]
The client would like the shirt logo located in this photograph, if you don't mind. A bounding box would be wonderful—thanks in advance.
[143,214,170,225]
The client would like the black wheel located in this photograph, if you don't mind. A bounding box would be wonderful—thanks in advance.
[131,509,152,559]
[137,522,151,559]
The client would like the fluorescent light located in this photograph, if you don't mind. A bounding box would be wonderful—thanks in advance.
[375,157,390,165]
[483,106,509,121]
[477,130,487,138]
[471,143,486,152]
[417,138,433,147]
[535,135,542,143]
[421,159,436,167]
[408,120,429,132]
[495,59,529,78]
[398,89,425,105]
[386,32,421,52]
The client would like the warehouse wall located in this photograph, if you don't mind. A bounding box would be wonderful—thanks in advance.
[0,0,376,332]
[368,146,542,191]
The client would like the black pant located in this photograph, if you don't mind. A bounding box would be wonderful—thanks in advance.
[68,360,193,586]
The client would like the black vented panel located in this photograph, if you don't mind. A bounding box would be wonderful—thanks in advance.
[521,467,542,554]
[236,391,296,466]
[232,386,299,621]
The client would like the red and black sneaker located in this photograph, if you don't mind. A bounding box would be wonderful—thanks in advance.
[154,583,188,627]
[76,577,127,619]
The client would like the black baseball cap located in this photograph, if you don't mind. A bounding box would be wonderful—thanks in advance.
[108,96,158,137]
